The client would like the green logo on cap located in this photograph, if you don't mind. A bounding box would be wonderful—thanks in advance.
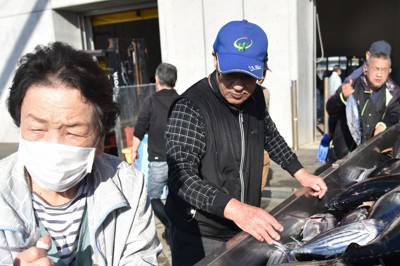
[233,37,253,51]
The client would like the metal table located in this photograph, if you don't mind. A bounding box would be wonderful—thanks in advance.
[196,124,400,266]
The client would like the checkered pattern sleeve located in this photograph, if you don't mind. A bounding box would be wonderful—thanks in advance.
[264,111,303,176]
[165,98,231,215]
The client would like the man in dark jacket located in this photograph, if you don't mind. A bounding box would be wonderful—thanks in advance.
[165,20,328,266]
[326,52,400,162]
[132,63,179,241]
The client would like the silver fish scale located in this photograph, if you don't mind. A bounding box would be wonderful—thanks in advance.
[346,94,362,145]
[292,219,384,259]
[312,231,371,250]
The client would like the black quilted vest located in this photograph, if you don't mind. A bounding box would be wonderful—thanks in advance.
[167,72,266,240]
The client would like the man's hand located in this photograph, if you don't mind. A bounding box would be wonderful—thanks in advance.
[341,79,355,99]
[294,168,328,199]
[14,234,52,266]
[131,136,141,165]
[224,198,283,244]
[373,123,386,136]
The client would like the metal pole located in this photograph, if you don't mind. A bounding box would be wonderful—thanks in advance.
[113,86,124,160]
[323,77,329,133]
[291,80,299,150]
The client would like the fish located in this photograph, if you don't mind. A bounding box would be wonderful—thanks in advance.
[394,138,400,158]
[368,186,400,223]
[340,207,369,226]
[367,158,400,178]
[276,211,310,241]
[301,213,337,242]
[353,166,377,183]
[325,174,400,211]
[290,219,385,261]
[341,216,400,265]
[267,241,299,266]
[341,166,371,185]
[346,94,362,146]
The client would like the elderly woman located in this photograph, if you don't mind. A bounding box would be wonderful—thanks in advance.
[0,42,161,265]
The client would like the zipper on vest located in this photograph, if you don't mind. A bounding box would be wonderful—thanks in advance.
[239,110,245,202]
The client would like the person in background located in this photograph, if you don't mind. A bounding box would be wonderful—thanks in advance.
[326,52,400,162]
[131,62,179,243]
[328,65,342,96]
[165,20,328,265]
[345,40,395,85]
[317,40,398,164]
[0,42,161,264]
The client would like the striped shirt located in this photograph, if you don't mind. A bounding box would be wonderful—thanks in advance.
[32,180,88,265]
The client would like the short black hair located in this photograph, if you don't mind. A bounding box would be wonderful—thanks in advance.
[366,52,391,67]
[332,65,341,72]
[155,63,177,88]
[7,42,119,135]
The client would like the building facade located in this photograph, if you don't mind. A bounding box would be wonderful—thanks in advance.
[0,0,317,148]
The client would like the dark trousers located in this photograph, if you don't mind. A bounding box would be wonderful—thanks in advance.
[169,223,225,266]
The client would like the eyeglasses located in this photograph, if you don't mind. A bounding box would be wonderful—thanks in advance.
[367,67,390,74]
[218,72,257,84]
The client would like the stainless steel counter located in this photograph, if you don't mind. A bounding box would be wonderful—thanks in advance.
[196,124,400,266]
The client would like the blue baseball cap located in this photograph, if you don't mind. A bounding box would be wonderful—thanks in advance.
[369,40,391,56]
[213,20,268,80]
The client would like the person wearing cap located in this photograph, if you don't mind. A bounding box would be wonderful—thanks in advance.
[326,51,400,162]
[319,40,400,163]
[345,40,394,84]
[164,20,327,265]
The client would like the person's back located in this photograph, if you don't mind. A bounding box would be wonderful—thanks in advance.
[132,63,179,242]
[141,88,179,161]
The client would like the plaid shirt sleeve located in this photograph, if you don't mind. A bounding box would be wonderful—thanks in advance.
[165,98,232,216]
[264,111,303,176]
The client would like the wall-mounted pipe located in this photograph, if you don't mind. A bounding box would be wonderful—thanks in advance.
[291,80,299,150]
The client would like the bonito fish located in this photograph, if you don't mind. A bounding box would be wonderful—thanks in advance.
[346,94,362,146]
[290,219,385,261]
[368,158,400,178]
[368,185,400,223]
[340,207,369,226]
[301,213,337,242]
[326,174,400,211]
[341,216,400,265]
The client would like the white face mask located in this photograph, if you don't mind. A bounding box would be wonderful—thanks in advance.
[18,137,97,192]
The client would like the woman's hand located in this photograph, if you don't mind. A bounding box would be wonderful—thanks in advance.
[14,234,52,266]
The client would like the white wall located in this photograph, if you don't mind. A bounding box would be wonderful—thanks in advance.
[0,0,83,142]
[296,0,315,146]
[0,0,316,147]
[0,0,54,142]
[158,0,315,147]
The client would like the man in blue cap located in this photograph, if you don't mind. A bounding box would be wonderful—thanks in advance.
[165,20,328,265]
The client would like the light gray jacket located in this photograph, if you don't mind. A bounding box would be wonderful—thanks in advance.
[0,152,162,265]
